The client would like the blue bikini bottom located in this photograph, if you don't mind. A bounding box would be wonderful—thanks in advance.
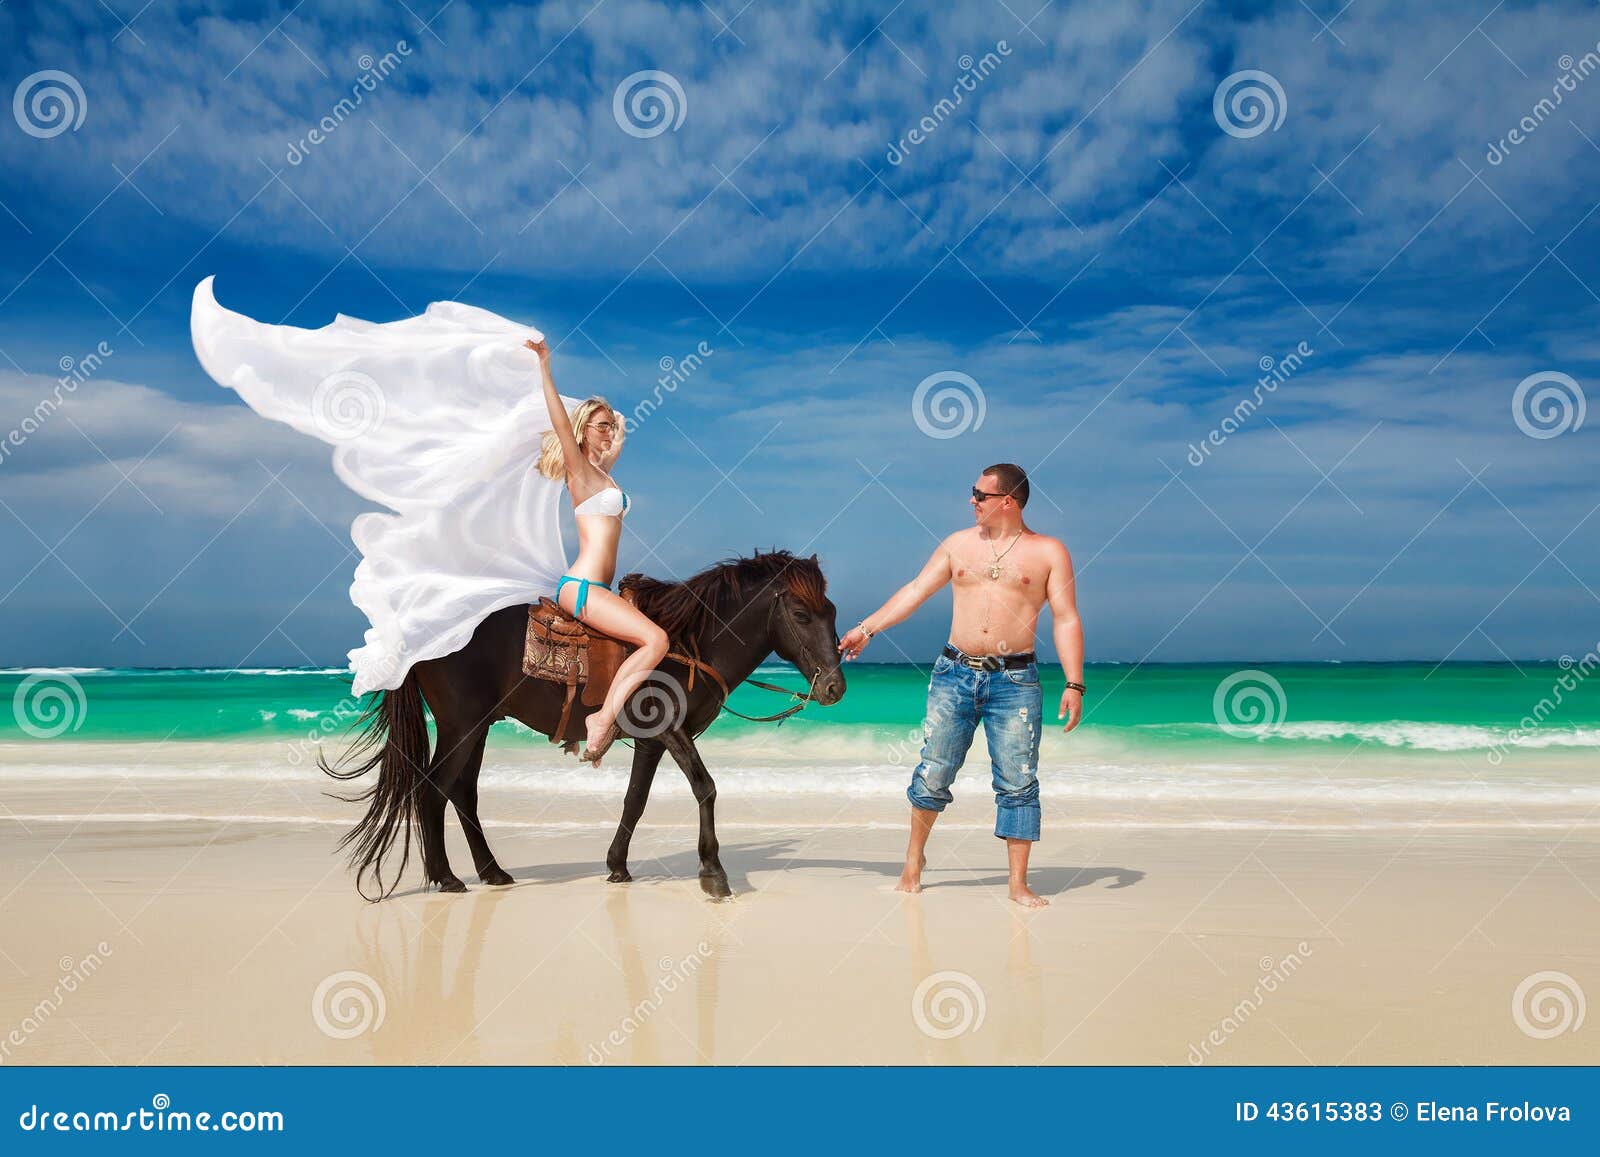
[556,574,609,619]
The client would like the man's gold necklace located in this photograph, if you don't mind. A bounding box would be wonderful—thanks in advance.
[985,530,1023,580]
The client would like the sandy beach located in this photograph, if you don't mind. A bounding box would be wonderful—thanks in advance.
[3,759,1597,1066]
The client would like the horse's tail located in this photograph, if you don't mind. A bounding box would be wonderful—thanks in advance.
[320,671,430,902]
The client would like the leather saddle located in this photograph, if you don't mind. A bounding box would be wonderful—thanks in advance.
[522,597,628,743]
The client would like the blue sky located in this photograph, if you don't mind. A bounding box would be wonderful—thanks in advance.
[1,0,1597,667]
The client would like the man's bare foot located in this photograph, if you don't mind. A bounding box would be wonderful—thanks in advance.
[895,853,927,894]
[1009,885,1049,908]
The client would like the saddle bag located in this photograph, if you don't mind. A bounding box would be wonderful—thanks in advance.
[521,597,628,742]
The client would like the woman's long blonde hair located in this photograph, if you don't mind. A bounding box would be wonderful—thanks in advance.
[536,396,622,480]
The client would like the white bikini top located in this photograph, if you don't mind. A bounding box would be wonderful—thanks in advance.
[572,485,631,519]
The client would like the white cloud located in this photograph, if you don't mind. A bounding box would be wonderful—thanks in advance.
[0,368,348,523]
[8,0,1595,288]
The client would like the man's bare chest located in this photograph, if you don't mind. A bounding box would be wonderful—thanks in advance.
[949,545,1049,595]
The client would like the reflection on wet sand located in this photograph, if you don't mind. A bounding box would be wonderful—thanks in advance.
[0,810,1577,1065]
[320,835,1136,1064]
[350,889,508,1063]
[902,888,1046,1063]
[588,888,728,1064]
[1004,904,1044,1063]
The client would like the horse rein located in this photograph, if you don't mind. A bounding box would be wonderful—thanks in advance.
[667,640,820,727]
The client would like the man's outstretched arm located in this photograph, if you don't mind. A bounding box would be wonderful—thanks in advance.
[837,537,955,659]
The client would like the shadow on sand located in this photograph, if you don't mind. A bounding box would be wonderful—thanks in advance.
[500,838,1145,897]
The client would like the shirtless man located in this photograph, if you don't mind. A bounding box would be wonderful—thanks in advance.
[837,463,1085,907]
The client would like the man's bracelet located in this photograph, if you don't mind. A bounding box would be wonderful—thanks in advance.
[1064,680,1086,694]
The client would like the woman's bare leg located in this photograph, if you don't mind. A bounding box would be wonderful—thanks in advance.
[556,583,669,763]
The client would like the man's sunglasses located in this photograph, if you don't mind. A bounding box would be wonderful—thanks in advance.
[971,487,1010,503]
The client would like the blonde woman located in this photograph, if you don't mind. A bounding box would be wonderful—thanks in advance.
[190,275,667,764]
[527,337,669,764]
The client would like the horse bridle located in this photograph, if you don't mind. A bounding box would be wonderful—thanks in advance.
[668,641,822,728]
[662,593,828,728]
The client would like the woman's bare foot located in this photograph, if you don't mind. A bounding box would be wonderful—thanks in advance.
[895,853,927,894]
[1008,885,1049,908]
[579,712,620,766]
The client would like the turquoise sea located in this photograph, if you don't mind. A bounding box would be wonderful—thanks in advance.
[3,662,1597,825]
[3,660,1598,748]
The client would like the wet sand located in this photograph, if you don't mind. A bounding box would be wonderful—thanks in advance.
[2,777,1597,1065]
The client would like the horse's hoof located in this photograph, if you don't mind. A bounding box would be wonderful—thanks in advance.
[700,873,732,900]
[435,876,469,893]
[606,868,632,883]
[479,866,514,886]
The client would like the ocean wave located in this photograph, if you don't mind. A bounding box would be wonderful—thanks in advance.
[1260,721,1600,751]
[229,667,351,677]
[651,722,1600,763]
[7,746,1596,808]
[461,764,1600,807]
[0,666,107,675]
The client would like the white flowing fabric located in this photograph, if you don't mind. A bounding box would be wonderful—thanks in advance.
[190,275,577,695]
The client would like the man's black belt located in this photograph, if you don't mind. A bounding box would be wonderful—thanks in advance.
[942,644,1036,671]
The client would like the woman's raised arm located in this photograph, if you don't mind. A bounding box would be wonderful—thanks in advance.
[526,338,586,477]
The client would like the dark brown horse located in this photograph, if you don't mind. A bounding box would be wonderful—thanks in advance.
[321,550,846,901]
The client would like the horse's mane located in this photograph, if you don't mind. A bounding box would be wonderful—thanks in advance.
[619,549,828,642]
